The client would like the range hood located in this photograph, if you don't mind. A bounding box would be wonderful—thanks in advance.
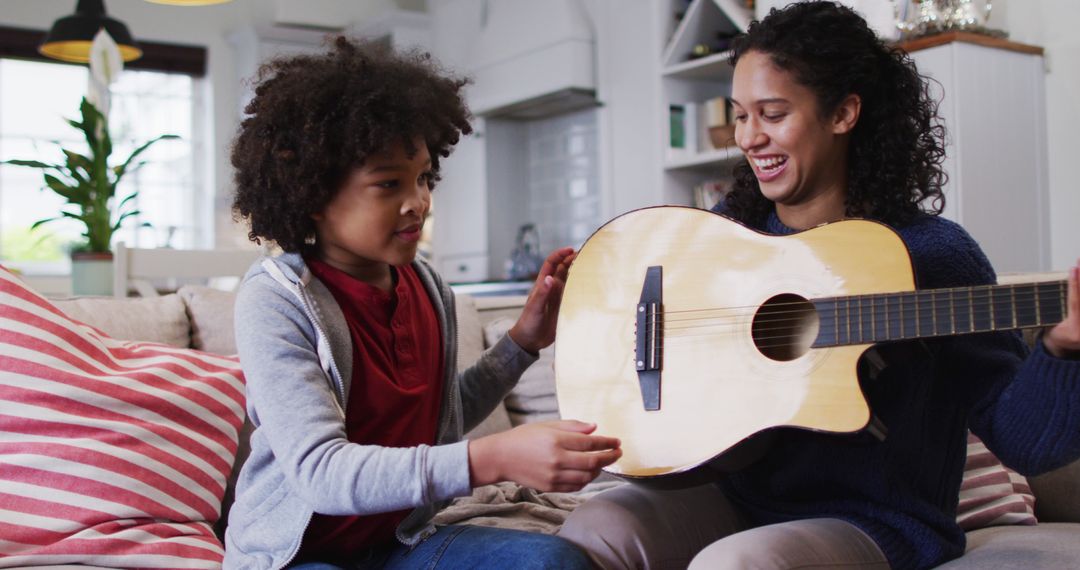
[469,0,598,119]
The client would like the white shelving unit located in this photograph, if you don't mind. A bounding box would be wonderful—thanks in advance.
[659,0,751,205]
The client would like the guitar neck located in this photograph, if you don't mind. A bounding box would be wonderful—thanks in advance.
[812,280,1068,348]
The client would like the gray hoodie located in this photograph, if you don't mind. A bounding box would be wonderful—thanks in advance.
[223,253,537,569]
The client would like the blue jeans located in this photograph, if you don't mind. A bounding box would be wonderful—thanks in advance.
[289,524,593,569]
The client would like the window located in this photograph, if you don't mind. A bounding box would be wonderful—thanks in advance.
[0,29,207,276]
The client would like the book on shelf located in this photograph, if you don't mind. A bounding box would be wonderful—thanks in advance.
[671,97,737,158]
[684,101,700,154]
[669,104,686,156]
[693,177,733,210]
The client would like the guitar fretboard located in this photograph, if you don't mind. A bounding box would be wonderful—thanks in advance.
[811,281,1067,347]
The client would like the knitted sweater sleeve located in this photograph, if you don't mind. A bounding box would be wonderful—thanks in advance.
[909,217,1080,475]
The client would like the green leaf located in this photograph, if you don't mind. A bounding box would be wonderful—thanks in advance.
[114,160,147,177]
[79,99,101,145]
[63,149,93,179]
[113,209,142,231]
[115,192,138,212]
[43,174,86,204]
[59,211,88,223]
[113,134,178,186]
[3,159,60,170]
[30,216,62,230]
[86,99,112,160]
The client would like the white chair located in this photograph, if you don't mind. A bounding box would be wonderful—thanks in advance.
[113,241,264,298]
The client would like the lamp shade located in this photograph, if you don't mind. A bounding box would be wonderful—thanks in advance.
[144,0,233,4]
[40,0,142,63]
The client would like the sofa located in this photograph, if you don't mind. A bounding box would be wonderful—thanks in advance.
[3,269,1080,569]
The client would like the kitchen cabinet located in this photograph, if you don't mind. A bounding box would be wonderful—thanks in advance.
[904,32,1051,273]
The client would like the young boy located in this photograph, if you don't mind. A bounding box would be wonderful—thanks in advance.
[224,37,620,569]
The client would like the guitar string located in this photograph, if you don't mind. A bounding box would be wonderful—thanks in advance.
[644,298,1056,351]
[656,323,1041,353]
[662,301,1048,334]
[662,300,1047,337]
[657,287,1064,324]
[619,285,1065,351]
[659,296,1051,330]
[656,323,1034,353]
[658,291,1059,324]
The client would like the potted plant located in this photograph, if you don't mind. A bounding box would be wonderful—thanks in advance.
[4,97,177,295]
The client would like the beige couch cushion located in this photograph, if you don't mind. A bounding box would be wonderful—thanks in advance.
[178,285,239,355]
[1030,458,1080,523]
[173,285,491,360]
[455,293,485,368]
[483,316,559,426]
[458,294,513,438]
[51,294,190,348]
[936,523,1080,568]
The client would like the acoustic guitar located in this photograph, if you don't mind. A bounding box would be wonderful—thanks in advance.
[553,206,1068,486]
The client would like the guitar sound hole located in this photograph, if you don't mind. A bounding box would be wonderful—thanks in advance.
[752,294,820,361]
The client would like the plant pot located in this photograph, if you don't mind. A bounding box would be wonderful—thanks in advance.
[71,251,114,296]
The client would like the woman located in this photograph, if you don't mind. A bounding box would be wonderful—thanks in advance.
[557,3,1080,569]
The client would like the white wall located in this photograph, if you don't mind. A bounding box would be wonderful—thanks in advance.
[1,0,416,251]
[427,0,662,281]
[1004,0,1080,271]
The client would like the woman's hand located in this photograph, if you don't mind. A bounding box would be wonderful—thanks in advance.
[1044,259,1080,359]
[508,247,576,354]
[468,420,621,492]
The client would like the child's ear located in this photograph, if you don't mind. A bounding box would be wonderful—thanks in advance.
[831,93,861,135]
[311,212,325,222]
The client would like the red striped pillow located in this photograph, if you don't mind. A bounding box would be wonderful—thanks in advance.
[0,267,246,568]
[956,432,1037,531]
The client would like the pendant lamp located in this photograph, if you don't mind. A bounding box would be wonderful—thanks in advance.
[144,0,233,5]
[40,0,142,63]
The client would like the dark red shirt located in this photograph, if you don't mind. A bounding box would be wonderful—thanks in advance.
[298,259,444,559]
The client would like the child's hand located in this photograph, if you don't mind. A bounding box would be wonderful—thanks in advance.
[1045,259,1080,359]
[468,420,621,492]
[508,247,576,354]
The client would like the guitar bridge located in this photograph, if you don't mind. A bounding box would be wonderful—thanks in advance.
[635,265,663,411]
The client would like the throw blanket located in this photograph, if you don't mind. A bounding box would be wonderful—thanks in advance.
[432,480,625,534]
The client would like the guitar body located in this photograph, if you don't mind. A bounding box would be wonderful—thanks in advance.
[554,206,917,482]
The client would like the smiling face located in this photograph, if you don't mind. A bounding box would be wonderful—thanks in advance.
[731,50,860,229]
[311,137,433,287]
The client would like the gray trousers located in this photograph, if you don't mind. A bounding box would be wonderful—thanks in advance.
[557,482,890,570]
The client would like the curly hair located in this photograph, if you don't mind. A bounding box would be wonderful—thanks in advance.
[722,1,947,228]
[231,37,472,252]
